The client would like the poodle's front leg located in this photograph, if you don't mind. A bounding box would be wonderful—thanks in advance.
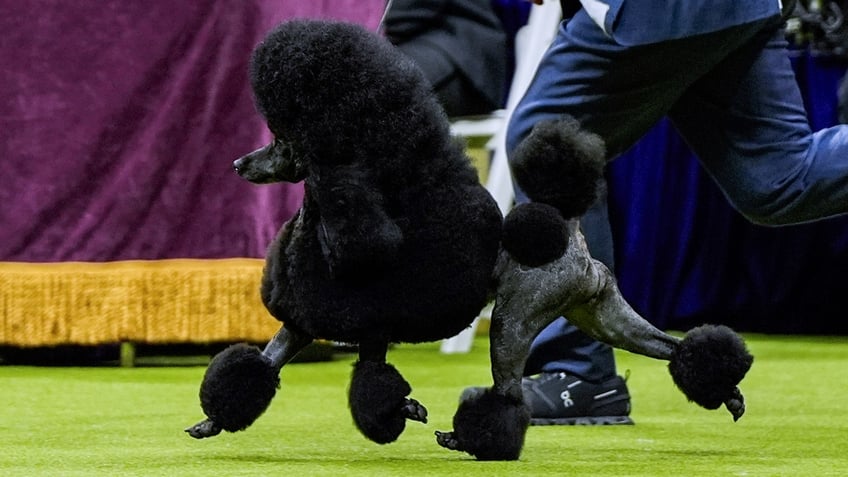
[261,324,314,371]
[436,297,557,460]
[348,339,427,444]
[185,324,313,439]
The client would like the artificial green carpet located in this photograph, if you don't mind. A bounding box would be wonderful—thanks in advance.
[1,334,846,476]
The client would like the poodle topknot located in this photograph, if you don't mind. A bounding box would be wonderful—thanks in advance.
[249,19,445,176]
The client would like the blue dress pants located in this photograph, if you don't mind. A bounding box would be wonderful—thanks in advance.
[518,9,848,380]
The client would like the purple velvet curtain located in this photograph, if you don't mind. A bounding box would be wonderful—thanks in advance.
[7,0,845,334]
[1,0,386,262]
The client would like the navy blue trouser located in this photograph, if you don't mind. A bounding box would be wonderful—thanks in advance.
[516,9,848,380]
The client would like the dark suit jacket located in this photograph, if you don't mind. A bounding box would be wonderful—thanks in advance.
[577,0,782,45]
[383,0,507,110]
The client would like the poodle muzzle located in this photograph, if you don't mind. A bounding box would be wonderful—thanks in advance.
[233,139,307,184]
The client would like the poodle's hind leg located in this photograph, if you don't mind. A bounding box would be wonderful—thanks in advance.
[563,270,752,421]
[185,324,313,438]
[348,340,427,444]
[436,299,556,461]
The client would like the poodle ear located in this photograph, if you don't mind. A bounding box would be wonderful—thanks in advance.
[312,168,403,279]
[317,203,403,279]
[510,116,606,218]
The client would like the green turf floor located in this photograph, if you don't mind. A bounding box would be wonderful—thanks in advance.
[1,334,846,476]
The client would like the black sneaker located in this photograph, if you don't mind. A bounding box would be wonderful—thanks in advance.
[523,372,633,426]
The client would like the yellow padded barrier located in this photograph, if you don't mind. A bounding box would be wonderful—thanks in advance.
[0,259,279,347]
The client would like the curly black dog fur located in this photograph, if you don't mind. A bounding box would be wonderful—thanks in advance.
[436,388,530,461]
[187,19,754,462]
[349,361,428,444]
[198,344,279,432]
[510,116,606,218]
[502,202,570,267]
[669,324,754,413]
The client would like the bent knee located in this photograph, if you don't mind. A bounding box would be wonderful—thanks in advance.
[726,183,816,226]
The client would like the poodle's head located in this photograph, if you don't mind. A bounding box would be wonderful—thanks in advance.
[234,19,440,184]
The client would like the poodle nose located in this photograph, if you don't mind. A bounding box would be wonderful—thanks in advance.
[232,160,242,175]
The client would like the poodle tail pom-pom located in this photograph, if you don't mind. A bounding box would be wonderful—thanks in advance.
[444,388,530,461]
[503,202,569,266]
[199,343,280,432]
[668,325,753,412]
[510,116,606,218]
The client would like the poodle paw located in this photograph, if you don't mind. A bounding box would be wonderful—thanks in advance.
[724,387,746,421]
[402,398,428,423]
[443,388,530,460]
[185,418,222,439]
[435,430,462,451]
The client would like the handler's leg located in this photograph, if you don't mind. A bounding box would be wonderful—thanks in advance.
[669,23,848,225]
[505,11,773,424]
[506,11,774,159]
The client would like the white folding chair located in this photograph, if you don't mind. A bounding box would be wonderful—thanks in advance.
[441,0,563,353]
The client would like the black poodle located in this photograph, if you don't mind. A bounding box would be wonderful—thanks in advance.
[185,19,753,461]
[185,18,503,444]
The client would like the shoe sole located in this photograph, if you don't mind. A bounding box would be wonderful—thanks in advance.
[530,415,634,426]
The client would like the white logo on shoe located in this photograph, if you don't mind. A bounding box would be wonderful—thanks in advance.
[560,390,574,408]
[559,378,582,408]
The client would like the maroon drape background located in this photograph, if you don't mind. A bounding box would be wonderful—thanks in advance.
[1,0,385,262]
